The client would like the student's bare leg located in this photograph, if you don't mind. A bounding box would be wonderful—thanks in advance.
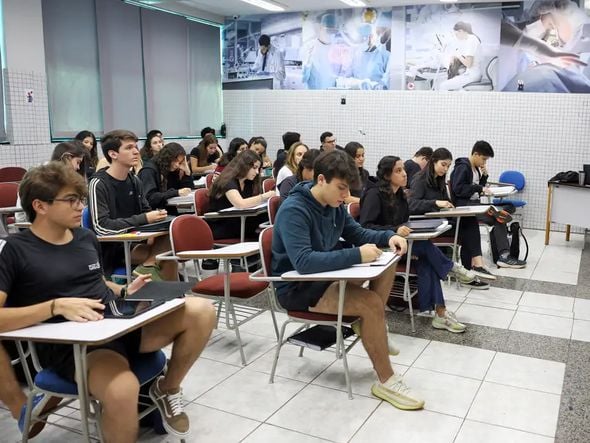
[310,284,393,383]
[139,297,216,390]
[87,350,140,443]
[0,343,26,419]
[471,256,484,267]
[369,264,397,305]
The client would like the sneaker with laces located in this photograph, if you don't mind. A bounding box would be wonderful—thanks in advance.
[447,263,476,284]
[432,311,466,333]
[371,374,424,410]
[461,279,490,290]
[149,376,189,437]
[472,266,496,280]
[351,322,400,356]
[497,255,526,269]
[18,394,61,438]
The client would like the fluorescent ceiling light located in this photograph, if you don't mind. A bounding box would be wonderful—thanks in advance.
[240,0,285,12]
[439,0,458,2]
[339,0,367,6]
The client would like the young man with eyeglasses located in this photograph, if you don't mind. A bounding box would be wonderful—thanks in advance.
[319,131,337,152]
[0,162,216,440]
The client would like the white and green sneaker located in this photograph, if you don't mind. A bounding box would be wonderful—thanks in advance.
[432,311,466,333]
[371,374,424,410]
[448,263,476,284]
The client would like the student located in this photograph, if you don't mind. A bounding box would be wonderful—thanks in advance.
[360,156,477,332]
[248,136,272,168]
[404,146,433,187]
[319,131,337,151]
[138,142,193,211]
[272,150,423,410]
[276,142,309,187]
[139,132,164,162]
[408,148,493,285]
[0,161,216,440]
[208,150,274,240]
[200,127,215,138]
[273,131,301,179]
[190,134,223,176]
[147,128,164,143]
[344,141,370,200]
[450,140,526,268]
[75,130,98,177]
[214,137,248,180]
[279,149,321,200]
[88,130,175,280]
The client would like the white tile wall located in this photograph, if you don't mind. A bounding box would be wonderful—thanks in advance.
[224,90,590,231]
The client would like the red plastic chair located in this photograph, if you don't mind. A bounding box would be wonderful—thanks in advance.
[267,195,281,226]
[0,182,19,229]
[262,178,276,193]
[205,173,214,189]
[347,202,360,221]
[0,167,26,183]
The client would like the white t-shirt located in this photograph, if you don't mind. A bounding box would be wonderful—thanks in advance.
[455,34,481,74]
[275,165,294,194]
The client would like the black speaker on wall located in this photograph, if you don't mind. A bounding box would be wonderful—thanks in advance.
[583,164,590,185]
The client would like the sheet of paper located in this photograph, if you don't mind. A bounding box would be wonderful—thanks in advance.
[352,251,397,267]
[218,202,267,212]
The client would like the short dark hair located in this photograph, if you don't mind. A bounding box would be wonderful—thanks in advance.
[282,132,300,151]
[259,34,271,46]
[320,131,333,143]
[200,127,215,138]
[313,150,359,187]
[414,146,433,159]
[51,141,88,177]
[146,129,162,139]
[471,140,494,157]
[343,141,364,160]
[248,136,267,149]
[101,130,138,163]
[19,161,87,223]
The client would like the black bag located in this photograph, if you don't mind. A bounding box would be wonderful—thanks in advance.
[549,171,579,183]
[509,222,529,262]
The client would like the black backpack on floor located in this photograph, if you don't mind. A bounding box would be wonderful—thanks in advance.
[490,221,529,264]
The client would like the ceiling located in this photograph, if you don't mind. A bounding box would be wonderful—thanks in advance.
[136,0,504,22]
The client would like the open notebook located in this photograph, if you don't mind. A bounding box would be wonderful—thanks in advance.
[353,251,397,267]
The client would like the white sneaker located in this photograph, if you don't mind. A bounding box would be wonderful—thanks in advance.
[371,374,424,410]
[448,263,476,284]
[432,311,466,333]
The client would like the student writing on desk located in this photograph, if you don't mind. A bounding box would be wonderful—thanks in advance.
[88,130,176,281]
[360,156,477,332]
[0,162,216,440]
[272,150,424,410]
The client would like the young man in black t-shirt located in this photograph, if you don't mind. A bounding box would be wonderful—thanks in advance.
[88,129,176,280]
[0,162,216,440]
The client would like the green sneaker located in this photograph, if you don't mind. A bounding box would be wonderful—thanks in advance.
[371,374,424,410]
[432,311,466,333]
[132,264,163,281]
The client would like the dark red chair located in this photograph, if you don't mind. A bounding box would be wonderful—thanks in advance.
[262,178,276,193]
[205,173,214,189]
[0,167,27,183]
[267,195,281,225]
[0,182,20,230]
[347,202,360,221]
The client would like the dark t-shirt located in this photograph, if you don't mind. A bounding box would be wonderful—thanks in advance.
[0,228,115,312]
[404,159,421,188]
[209,179,255,212]
[112,175,141,219]
[190,146,220,167]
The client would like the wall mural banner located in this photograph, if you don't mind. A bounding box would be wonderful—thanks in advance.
[222,1,590,93]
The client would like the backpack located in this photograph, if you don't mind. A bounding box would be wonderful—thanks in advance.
[549,171,579,183]
[489,222,528,264]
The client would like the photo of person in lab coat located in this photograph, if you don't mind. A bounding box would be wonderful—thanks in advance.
[252,34,286,89]
[438,21,482,91]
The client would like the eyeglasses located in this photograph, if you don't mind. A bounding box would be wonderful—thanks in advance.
[50,196,87,208]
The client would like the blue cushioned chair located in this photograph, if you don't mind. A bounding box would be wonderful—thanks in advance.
[493,170,527,208]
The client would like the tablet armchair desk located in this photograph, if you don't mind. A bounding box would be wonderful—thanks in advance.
[545,182,590,245]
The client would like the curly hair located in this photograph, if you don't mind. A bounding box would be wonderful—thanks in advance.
[140,132,163,160]
[153,142,187,191]
[74,130,98,167]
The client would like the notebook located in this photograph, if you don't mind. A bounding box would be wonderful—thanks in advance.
[103,299,165,319]
[125,281,192,302]
[287,325,355,351]
[134,215,175,233]
[406,219,447,233]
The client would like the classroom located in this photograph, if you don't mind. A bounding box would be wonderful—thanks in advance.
[0,0,589,442]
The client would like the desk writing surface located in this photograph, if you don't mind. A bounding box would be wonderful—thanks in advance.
[177,242,259,259]
[488,185,516,197]
[204,205,267,219]
[0,299,184,345]
[167,191,195,206]
[406,224,452,240]
[424,205,491,218]
[97,231,167,242]
[282,254,401,281]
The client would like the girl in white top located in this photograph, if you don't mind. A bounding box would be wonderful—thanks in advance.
[438,21,482,91]
[275,142,309,189]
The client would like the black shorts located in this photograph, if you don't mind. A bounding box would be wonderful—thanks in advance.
[36,329,142,382]
[277,281,334,311]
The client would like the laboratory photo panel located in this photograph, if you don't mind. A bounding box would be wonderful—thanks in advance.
[404,5,502,91]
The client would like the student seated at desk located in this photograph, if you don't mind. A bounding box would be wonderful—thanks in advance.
[343,141,370,202]
[360,156,477,332]
[276,142,309,188]
[138,131,164,163]
[408,148,494,285]
[88,130,176,280]
[208,150,274,240]
[0,162,216,441]
[190,134,222,177]
[75,130,99,178]
[138,142,193,211]
[404,146,433,187]
[279,149,321,201]
[273,150,424,410]
[248,136,272,168]
[213,137,248,182]
[273,131,301,179]
[450,140,526,269]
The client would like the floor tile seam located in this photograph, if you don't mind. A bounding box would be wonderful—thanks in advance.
[481,377,566,397]
[185,364,245,404]
[460,350,497,422]
[191,400,265,424]
[244,422,340,443]
[238,421,266,443]
[465,417,558,438]
[344,399,383,443]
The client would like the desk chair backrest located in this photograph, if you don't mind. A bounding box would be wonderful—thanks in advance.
[259,226,273,279]
[499,170,526,191]
[170,214,214,253]
[205,174,214,189]
[81,206,92,229]
[194,188,210,216]
[0,166,27,183]
[347,202,360,221]
[268,195,281,225]
[262,178,276,193]
[0,182,19,207]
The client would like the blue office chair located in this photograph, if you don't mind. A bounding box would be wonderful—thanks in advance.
[81,207,128,282]
[19,344,168,442]
[493,170,527,208]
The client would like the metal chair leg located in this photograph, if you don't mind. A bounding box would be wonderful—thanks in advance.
[269,320,290,384]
